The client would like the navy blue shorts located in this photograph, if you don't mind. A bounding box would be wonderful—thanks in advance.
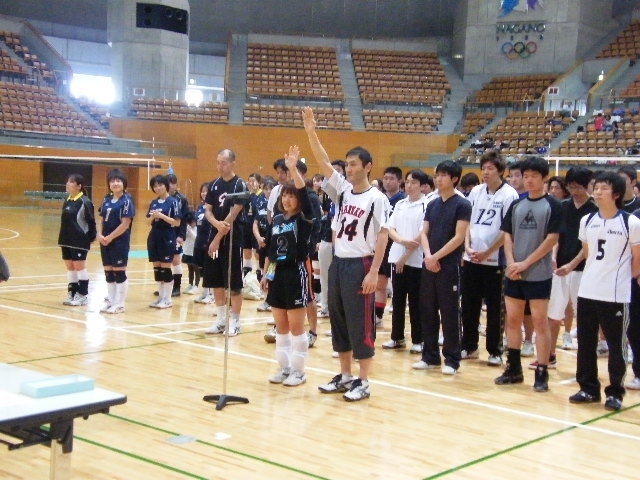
[100,236,130,267]
[504,278,552,301]
[202,243,243,291]
[147,228,176,263]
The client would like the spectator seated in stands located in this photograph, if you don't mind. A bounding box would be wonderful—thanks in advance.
[535,141,549,154]
[546,116,563,126]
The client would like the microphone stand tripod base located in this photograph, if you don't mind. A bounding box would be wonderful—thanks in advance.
[203,393,249,411]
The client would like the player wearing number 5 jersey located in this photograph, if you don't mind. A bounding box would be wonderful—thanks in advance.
[570,172,640,411]
[461,151,518,366]
[303,106,390,402]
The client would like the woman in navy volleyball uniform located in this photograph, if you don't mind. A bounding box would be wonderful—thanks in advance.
[97,168,135,314]
[58,173,96,306]
[261,145,314,387]
[146,174,181,308]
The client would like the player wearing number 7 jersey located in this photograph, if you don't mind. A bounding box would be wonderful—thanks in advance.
[302,106,390,402]
[570,172,640,411]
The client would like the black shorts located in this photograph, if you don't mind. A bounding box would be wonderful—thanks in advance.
[266,261,311,310]
[61,246,88,261]
[193,247,207,268]
[504,278,552,301]
[182,254,195,265]
[242,222,257,249]
[202,243,243,291]
[100,236,130,267]
[147,228,176,263]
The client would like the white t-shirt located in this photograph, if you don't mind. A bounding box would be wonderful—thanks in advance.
[388,194,428,268]
[322,172,390,258]
[463,182,519,266]
[578,211,640,303]
[266,184,283,216]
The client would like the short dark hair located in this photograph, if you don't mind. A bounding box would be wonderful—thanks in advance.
[424,174,435,190]
[277,181,306,215]
[460,172,480,189]
[547,176,569,198]
[435,160,463,187]
[107,168,128,190]
[296,160,308,176]
[406,169,429,185]
[248,172,262,183]
[480,150,507,173]
[345,146,373,166]
[520,156,549,178]
[383,166,403,180]
[150,174,169,191]
[594,171,626,209]
[273,158,286,171]
[617,165,637,183]
[565,166,593,188]
[262,179,276,190]
[507,160,524,173]
[166,173,178,184]
[67,173,88,195]
[331,159,346,171]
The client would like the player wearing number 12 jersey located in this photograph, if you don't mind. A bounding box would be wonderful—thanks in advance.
[461,151,518,366]
[303,106,390,402]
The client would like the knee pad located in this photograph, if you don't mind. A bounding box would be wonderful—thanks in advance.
[105,271,116,283]
[162,268,173,283]
[153,267,163,282]
[114,271,127,284]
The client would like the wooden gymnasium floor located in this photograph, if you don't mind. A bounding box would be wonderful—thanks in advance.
[1,207,640,479]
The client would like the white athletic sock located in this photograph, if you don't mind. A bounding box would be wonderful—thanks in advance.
[172,264,183,275]
[115,281,128,307]
[290,333,309,372]
[217,306,227,325]
[275,333,292,369]
[67,271,78,283]
[77,269,89,281]
[107,281,117,304]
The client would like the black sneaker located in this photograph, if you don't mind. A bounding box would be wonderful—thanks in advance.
[604,396,622,411]
[533,365,549,392]
[569,390,601,404]
[171,289,181,297]
[494,363,524,385]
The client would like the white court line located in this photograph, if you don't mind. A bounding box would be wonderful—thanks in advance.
[1,302,639,443]
[0,228,20,241]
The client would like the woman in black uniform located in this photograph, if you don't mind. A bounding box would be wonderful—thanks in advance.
[58,173,96,306]
[261,146,314,387]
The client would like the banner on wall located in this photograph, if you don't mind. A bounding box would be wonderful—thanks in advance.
[499,0,544,18]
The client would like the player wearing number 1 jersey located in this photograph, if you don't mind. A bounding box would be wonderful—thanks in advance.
[303,107,390,402]
[570,172,640,411]
[461,151,518,366]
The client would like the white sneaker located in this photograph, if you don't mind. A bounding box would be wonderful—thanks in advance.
[561,332,573,350]
[318,308,329,318]
[155,299,172,309]
[597,340,609,357]
[375,316,384,329]
[324,329,332,337]
[62,292,75,305]
[194,293,213,304]
[626,376,640,390]
[264,326,276,343]
[343,378,370,401]
[409,343,423,354]
[487,355,503,366]
[257,302,272,312]
[382,339,406,349]
[149,298,162,308]
[461,349,479,360]
[269,368,291,384]
[442,365,457,375]
[283,370,306,386]
[228,323,241,337]
[521,340,535,357]
[105,305,125,314]
[68,293,88,306]
[204,323,225,334]
[100,302,112,313]
[412,360,439,370]
[307,331,318,348]
[183,285,198,295]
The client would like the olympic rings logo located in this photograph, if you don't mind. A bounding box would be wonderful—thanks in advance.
[501,41,537,59]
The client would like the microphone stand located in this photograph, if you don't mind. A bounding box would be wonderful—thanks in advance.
[203,198,249,411]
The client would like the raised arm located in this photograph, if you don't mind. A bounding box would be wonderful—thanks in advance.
[302,107,336,179]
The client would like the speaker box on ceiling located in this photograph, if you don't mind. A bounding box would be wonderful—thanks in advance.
[136,3,188,35]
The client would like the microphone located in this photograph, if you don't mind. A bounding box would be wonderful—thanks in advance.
[224,190,251,201]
